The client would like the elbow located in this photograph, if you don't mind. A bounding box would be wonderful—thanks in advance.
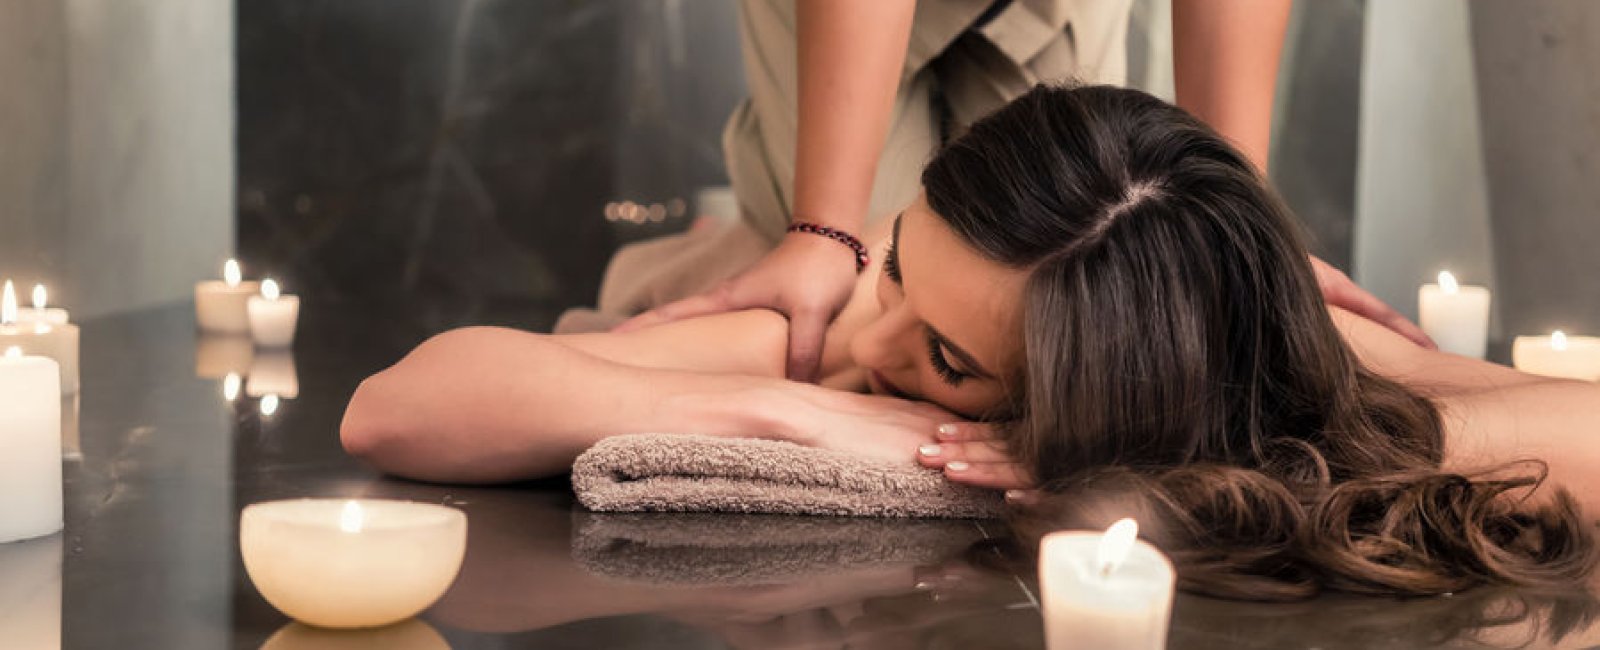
[340,371,403,465]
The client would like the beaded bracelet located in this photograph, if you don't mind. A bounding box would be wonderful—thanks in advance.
[786,221,870,273]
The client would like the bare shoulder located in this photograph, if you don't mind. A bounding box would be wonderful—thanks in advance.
[557,309,790,378]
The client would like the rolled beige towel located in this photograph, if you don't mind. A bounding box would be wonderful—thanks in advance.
[571,433,1005,519]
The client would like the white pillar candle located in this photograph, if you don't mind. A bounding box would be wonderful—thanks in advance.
[1418,271,1491,358]
[0,347,63,543]
[196,259,261,334]
[246,351,299,399]
[0,533,61,649]
[194,334,255,380]
[240,499,467,629]
[1513,330,1600,382]
[0,282,79,396]
[1040,519,1175,650]
[14,285,69,326]
[247,279,300,348]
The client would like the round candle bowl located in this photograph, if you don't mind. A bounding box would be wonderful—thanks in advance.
[259,619,450,650]
[240,499,468,629]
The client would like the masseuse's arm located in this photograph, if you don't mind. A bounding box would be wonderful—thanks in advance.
[615,0,916,383]
[1172,0,1291,172]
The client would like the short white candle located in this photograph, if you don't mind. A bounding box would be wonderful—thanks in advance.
[196,259,261,334]
[0,533,61,649]
[0,281,79,396]
[14,285,69,326]
[195,334,255,380]
[246,351,299,399]
[240,499,467,629]
[0,347,63,543]
[1040,519,1175,650]
[1513,330,1600,382]
[1418,271,1491,358]
[247,279,300,348]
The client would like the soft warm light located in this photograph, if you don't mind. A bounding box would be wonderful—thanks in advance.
[1096,518,1139,577]
[260,393,280,417]
[1438,271,1459,294]
[261,278,281,301]
[1551,330,1569,351]
[339,500,364,533]
[3,346,20,358]
[222,373,242,401]
[1,280,16,325]
[31,284,46,309]
[224,259,242,287]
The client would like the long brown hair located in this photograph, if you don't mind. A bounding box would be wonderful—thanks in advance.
[923,84,1596,600]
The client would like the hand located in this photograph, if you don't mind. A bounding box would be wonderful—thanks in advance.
[778,384,960,467]
[613,231,860,382]
[915,422,1036,492]
[1309,255,1437,350]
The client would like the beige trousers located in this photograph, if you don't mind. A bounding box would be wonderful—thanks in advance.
[557,0,1133,333]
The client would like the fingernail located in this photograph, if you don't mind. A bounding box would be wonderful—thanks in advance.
[937,423,960,439]
[945,460,970,472]
[914,580,934,591]
[918,444,942,457]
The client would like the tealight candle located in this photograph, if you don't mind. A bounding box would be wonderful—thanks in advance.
[247,279,300,348]
[1513,330,1600,382]
[1040,519,1175,650]
[0,281,79,395]
[240,499,467,629]
[14,285,69,326]
[0,347,63,543]
[196,259,260,334]
[246,351,299,399]
[1418,271,1491,358]
[194,334,254,380]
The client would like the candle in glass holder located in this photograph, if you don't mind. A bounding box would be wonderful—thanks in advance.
[0,281,79,396]
[196,259,260,334]
[247,279,300,348]
[1418,271,1491,358]
[0,347,63,543]
[1513,330,1600,382]
[240,499,467,629]
[1039,519,1175,650]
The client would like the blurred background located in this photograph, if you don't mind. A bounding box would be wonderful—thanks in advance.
[1,0,1595,342]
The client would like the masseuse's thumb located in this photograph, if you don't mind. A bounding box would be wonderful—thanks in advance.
[785,308,829,383]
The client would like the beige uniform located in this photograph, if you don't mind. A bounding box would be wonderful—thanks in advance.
[558,0,1134,333]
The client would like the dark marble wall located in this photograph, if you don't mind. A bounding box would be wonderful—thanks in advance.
[236,0,745,333]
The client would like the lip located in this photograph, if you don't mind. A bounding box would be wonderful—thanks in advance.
[870,371,912,399]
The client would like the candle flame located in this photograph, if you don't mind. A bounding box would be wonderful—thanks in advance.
[1438,271,1460,294]
[261,278,280,301]
[1096,518,1139,577]
[222,373,241,402]
[1,280,16,325]
[31,284,46,309]
[339,500,364,533]
[1552,330,1569,351]
[224,259,242,287]
[260,393,280,417]
[3,346,20,358]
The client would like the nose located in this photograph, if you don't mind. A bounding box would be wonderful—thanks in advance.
[850,301,920,374]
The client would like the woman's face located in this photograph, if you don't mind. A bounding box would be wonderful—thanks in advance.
[850,195,1028,418]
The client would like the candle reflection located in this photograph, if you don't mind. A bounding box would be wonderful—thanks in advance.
[258,619,450,650]
[195,335,254,380]
[0,534,62,650]
[259,394,281,418]
[222,373,242,402]
[246,351,298,399]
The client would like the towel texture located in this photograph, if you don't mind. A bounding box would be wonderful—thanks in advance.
[572,433,1005,519]
[572,512,984,585]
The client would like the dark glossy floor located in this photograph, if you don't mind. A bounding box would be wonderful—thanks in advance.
[5,302,1597,649]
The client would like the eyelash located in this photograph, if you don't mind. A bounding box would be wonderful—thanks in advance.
[926,331,967,386]
[883,239,902,283]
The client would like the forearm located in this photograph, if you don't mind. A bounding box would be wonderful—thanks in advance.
[792,0,916,233]
[1171,0,1290,171]
[340,327,793,483]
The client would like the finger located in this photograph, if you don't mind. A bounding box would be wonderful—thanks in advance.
[941,460,1034,490]
[785,309,829,383]
[611,291,737,334]
[933,422,999,442]
[1329,284,1438,350]
[916,440,1011,468]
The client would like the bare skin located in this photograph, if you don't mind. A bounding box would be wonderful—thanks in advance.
[341,196,1600,520]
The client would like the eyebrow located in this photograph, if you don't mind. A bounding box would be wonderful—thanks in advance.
[891,213,997,380]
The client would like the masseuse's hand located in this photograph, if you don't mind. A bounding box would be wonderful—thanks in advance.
[916,422,1036,493]
[1310,255,1437,350]
[612,233,858,383]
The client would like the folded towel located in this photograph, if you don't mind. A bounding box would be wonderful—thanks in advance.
[571,433,1005,519]
[571,511,984,585]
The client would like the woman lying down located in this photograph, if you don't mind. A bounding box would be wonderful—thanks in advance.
[341,85,1599,600]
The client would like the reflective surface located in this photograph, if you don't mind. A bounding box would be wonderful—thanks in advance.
[18,303,1598,649]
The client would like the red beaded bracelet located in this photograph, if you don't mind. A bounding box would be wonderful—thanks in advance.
[787,221,870,273]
